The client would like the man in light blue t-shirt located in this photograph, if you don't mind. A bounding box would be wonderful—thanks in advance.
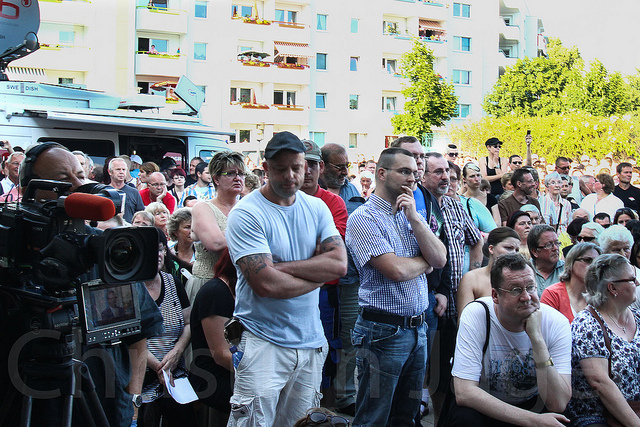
[226,131,348,426]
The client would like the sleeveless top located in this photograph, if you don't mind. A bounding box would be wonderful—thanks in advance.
[485,156,504,196]
[192,201,228,279]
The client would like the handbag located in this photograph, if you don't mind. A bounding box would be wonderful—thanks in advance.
[587,306,640,427]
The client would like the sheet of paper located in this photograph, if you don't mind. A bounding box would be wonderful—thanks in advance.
[162,370,199,404]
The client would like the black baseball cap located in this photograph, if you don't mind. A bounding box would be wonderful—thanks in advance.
[264,131,306,159]
[485,137,502,147]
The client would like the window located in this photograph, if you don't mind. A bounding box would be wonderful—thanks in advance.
[501,48,511,58]
[453,36,471,52]
[150,39,168,53]
[453,3,470,18]
[231,88,252,103]
[59,31,75,44]
[350,57,358,71]
[351,18,359,33]
[59,77,74,85]
[382,96,397,111]
[239,130,251,143]
[317,14,327,30]
[275,9,297,23]
[383,58,397,74]
[195,1,207,18]
[274,90,296,106]
[311,132,326,145]
[194,43,207,60]
[452,70,471,85]
[383,21,398,35]
[349,95,359,110]
[316,93,327,109]
[316,53,327,70]
[456,104,471,118]
[231,4,252,17]
[349,133,358,148]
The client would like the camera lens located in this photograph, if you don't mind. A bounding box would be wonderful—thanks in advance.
[108,236,139,272]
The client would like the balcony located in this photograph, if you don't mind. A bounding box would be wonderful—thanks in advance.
[135,52,187,77]
[38,0,93,26]
[499,19,520,41]
[23,44,91,72]
[420,37,447,57]
[227,102,309,126]
[233,59,310,85]
[137,6,188,34]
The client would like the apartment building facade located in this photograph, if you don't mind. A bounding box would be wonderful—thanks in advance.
[12,0,543,162]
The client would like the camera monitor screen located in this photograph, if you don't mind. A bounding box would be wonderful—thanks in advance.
[80,280,142,344]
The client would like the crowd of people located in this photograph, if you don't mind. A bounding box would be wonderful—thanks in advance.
[2,134,640,427]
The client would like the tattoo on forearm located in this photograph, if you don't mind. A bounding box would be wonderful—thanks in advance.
[237,254,271,282]
[320,235,345,254]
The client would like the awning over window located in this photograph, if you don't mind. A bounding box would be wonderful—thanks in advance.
[419,19,444,31]
[274,41,314,59]
[5,66,47,82]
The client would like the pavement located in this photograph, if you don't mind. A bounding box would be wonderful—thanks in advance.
[329,400,435,426]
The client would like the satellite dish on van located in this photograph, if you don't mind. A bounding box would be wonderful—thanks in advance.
[173,76,204,116]
[0,0,41,80]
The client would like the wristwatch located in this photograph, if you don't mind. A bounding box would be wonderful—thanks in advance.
[132,393,142,408]
[536,356,554,369]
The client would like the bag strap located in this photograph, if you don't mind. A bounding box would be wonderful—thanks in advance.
[470,300,491,355]
[466,197,473,218]
[555,203,563,233]
[587,306,613,377]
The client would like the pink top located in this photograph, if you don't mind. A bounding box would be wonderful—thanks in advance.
[540,281,574,323]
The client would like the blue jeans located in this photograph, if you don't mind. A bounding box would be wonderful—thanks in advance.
[425,292,438,358]
[351,315,428,426]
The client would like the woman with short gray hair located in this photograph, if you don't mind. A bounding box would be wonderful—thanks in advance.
[541,242,602,322]
[566,254,640,426]
[599,224,634,259]
[538,172,572,234]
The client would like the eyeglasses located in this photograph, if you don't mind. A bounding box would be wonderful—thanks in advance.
[498,285,537,297]
[537,241,561,250]
[149,183,166,188]
[412,153,427,160]
[220,170,245,178]
[385,168,419,179]
[425,168,450,177]
[575,257,594,264]
[611,277,637,284]
[447,152,459,157]
[577,236,596,242]
[305,412,350,426]
[511,161,523,165]
[328,162,351,171]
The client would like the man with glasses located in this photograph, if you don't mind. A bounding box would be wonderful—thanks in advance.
[593,212,612,229]
[320,143,365,415]
[578,222,604,244]
[498,168,541,225]
[346,147,446,425]
[528,225,565,295]
[449,253,571,426]
[445,144,459,163]
[422,152,483,421]
[140,171,176,213]
[509,155,523,171]
[0,151,24,195]
[613,162,640,214]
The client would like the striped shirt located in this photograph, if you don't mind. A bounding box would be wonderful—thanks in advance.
[440,195,482,320]
[346,194,429,317]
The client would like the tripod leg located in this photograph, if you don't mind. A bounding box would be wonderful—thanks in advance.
[20,395,32,427]
[77,361,110,427]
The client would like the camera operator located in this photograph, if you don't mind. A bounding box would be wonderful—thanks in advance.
[1,142,163,427]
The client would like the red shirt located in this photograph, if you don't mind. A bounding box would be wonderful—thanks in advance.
[312,186,347,286]
[139,188,176,214]
[540,281,574,323]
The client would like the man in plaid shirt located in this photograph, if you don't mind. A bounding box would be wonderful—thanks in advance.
[422,152,483,422]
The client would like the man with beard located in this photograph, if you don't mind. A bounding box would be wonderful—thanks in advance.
[448,253,571,427]
[225,131,347,426]
[528,225,565,295]
[319,143,365,415]
[346,147,446,425]
[498,168,541,225]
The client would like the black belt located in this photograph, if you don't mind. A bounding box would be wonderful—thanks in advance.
[361,308,426,328]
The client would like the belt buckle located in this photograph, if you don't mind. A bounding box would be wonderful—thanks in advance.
[409,313,423,327]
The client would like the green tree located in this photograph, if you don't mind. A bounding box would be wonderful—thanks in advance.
[391,39,457,142]
[580,59,630,116]
[483,39,583,117]
[628,70,640,112]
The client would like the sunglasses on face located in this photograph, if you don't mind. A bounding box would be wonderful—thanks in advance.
[577,235,596,242]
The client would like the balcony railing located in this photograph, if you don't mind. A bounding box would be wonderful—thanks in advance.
[232,15,272,25]
[137,51,182,59]
[273,104,305,110]
[273,21,306,29]
[237,59,309,69]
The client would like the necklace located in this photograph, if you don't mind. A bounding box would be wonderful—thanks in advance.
[604,309,628,333]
